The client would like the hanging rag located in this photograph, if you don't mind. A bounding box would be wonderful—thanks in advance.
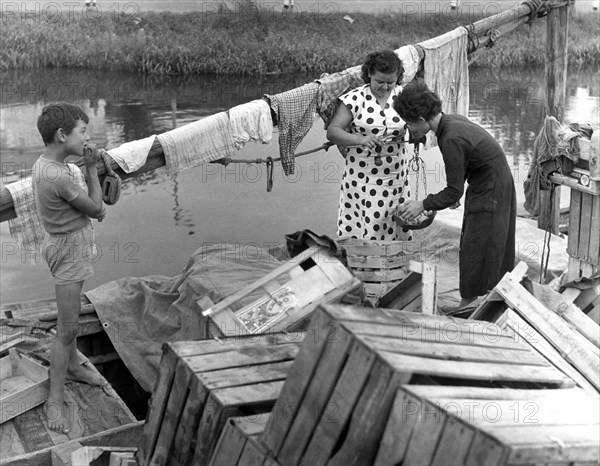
[524,116,581,216]
[264,82,319,176]
[395,44,422,85]
[107,135,156,173]
[6,163,87,264]
[418,27,470,148]
[228,99,273,150]
[157,112,235,175]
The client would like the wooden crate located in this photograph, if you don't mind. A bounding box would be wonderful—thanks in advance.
[259,304,574,466]
[68,446,137,465]
[375,385,599,466]
[566,189,600,267]
[137,332,304,466]
[210,414,279,466]
[339,239,437,312]
[1,349,49,424]
[200,245,362,336]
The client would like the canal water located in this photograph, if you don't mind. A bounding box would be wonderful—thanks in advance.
[1,66,598,304]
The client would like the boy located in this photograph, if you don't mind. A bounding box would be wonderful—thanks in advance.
[33,103,107,434]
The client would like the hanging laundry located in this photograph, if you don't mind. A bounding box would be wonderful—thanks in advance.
[108,135,156,173]
[315,66,363,129]
[6,163,87,264]
[419,27,469,148]
[264,82,319,176]
[524,116,581,217]
[395,44,421,85]
[157,112,235,175]
[228,99,273,150]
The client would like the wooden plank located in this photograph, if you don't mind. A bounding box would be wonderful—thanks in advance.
[568,189,582,257]
[379,351,572,386]
[346,254,408,269]
[338,239,412,257]
[299,342,376,466]
[342,321,527,351]
[5,421,143,466]
[588,302,600,326]
[495,273,600,390]
[277,328,353,465]
[169,378,207,466]
[201,361,293,390]
[561,287,582,304]
[138,347,178,464]
[406,385,587,401]
[430,419,475,466]
[496,309,597,393]
[378,272,421,308]
[237,440,267,466]
[357,333,548,367]
[208,420,246,466]
[574,284,600,313]
[464,430,506,466]
[12,409,54,453]
[183,344,299,373]
[0,421,26,458]
[260,310,339,456]
[148,361,192,466]
[403,399,447,466]
[390,281,422,311]
[578,192,593,261]
[169,332,305,358]
[373,391,419,466]
[420,262,437,314]
[328,367,406,466]
[492,424,600,464]
[589,193,600,265]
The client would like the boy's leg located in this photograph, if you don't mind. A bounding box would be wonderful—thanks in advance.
[45,281,84,434]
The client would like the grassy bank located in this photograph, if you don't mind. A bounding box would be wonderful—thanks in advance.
[1,3,598,76]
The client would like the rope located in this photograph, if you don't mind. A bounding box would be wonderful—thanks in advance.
[540,183,555,282]
[211,141,334,166]
[465,23,480,54]
[266,156,274,192]
[100,151,122,205]
[485,29,502,48]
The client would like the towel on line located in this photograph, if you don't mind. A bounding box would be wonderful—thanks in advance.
[228,99,273,150]
[264,82,319,176]
[157,112,236,175]
[108,135,156,173]
[419,27,469,148]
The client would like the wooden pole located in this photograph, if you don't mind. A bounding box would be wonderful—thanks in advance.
[538,3,569,234]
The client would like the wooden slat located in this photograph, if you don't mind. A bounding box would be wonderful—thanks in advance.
[589,193,600,265]
[464,430,506,466]
[277,329,353,465]
[200,361,293,390]
[138,347,178,464]
[402,399,447,466]
[299,342,375,466]
[260,311,339,456]
[0,421,27,458]
[148,361,192,466]
[496,309,597,393]
[182,344,299,373]
[420,262,437,314]
[578,192,593,261]
[357,333,548,367]
[430,420,475,466]
[208,420,246,466]
[567,188,583,257]
[495,273,600,390]
[378,272,421,308]
[327,366,405,466]
[379,351,571,385]
[406,385,588,401]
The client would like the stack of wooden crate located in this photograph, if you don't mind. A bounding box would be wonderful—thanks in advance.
[137,332,304,466]
[339,239,437,311]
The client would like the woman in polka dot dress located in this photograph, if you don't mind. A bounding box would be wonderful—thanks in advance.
[327,50,412,241]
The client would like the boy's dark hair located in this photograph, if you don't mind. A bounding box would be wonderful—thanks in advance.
[37,103,89,145]
[393,81,443,122]
[361,50,404,85]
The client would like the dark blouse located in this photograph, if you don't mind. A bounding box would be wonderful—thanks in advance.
[422,113,510,212]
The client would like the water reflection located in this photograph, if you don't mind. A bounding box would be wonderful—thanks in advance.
[1,65,598,304]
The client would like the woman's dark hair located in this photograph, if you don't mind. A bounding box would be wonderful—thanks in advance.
[361,50,404,85]
[37,102,89,145]
[393,81,442,122]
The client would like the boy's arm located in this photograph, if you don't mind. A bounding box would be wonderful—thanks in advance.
[69,145,105,219]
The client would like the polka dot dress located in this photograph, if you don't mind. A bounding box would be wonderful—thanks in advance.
[337,84,412,241]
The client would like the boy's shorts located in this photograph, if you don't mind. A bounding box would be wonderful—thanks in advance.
[43,223,96,285]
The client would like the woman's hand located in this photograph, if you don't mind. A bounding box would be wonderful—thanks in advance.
[359,134,383,150]
[397,200,425,221]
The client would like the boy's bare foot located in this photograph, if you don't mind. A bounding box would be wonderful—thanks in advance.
[44,398,72,434]
[66,363,107,387]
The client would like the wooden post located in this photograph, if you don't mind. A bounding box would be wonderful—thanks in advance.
[538,3,569,233]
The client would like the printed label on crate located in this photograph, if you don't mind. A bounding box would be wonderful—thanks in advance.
[236,287,298,333]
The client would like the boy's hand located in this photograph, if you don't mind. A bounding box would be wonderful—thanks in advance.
[83,144,102,166]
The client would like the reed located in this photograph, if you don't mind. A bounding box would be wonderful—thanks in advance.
[1,3,598,76]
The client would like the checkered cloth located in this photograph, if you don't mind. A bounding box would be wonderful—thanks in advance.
[6,163,87,264]
[264,83,319,176]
